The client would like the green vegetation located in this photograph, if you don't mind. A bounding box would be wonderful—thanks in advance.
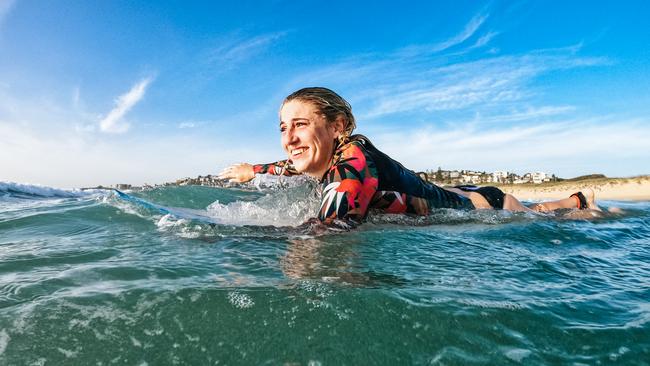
[492,175,650,188]
[565,174,607,181]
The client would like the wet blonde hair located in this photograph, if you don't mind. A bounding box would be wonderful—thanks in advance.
[282,87,356,141]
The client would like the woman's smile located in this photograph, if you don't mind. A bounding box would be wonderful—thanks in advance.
[291,147,308,157]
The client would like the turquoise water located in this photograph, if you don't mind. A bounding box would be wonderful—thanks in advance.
[1,181,649,365]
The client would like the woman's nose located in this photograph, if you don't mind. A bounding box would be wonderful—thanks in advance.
[285,126,298,143]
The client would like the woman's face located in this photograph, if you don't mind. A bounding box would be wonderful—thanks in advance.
[279,100,342,178]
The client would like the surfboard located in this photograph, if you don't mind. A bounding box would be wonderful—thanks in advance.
[113,189,218,223]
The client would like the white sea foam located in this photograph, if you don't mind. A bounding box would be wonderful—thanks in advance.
[503,348,532,363]
[156,214,186,229]
[56,347,79,358]
[0,329,9,356]
[458,298,526,310]
[0,183,106,222]
[155,214,208,238]
[248,174,312,191]
[0,181,92,198]
[227,292,254,309]
[130,336,142,347]
[207,181,319,226]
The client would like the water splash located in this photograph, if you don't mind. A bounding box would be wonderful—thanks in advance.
[206,180,320,226]
[0,181,95,199]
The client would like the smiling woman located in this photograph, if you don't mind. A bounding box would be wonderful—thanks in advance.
[218,87,602,228]
[279,99,343,178]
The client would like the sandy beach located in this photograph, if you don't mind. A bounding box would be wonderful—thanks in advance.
[495,176,650,201]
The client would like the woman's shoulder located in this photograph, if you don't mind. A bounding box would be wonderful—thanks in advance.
[326,135,378,182]
[337,136,370,162]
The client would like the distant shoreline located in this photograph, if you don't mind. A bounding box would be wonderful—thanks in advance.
[84,175,650,201]
[491,176,650,201]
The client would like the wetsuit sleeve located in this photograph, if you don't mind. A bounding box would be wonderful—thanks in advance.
[252,160,300,176]
[318,144,378,226]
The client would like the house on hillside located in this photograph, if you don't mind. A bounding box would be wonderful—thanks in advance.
[531,172,549,184]
[492,171,508,183]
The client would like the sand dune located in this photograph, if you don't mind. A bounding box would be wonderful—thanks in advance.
[495,176,650,201]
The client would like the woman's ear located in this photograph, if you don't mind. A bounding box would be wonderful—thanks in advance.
[332,115,346,138]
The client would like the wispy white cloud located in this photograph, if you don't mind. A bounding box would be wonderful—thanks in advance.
[437,12,489,50]
[279,21,606,123]
[0,0,15,27]
[72,86,81,107]
[472,31,498,49]
[371,117,650,178]
[99,77,153,133]
[397,13,488,56]
[178,121,196,129]
[475,105,575,123]
[1,81,282,188]
[357,50,607,119]
[205,31,287,71]
[0,87,274,188]
[0,117,281,188]
[174,31,289,94]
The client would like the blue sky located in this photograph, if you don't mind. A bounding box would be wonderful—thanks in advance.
[1,1,649,188]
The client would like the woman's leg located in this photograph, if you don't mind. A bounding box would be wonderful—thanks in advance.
[528,198,578,212]
[528,188,602,212]
[503,194,535,212]
[445,186,602,213]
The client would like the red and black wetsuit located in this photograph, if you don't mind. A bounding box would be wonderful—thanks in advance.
[253,135,474,226]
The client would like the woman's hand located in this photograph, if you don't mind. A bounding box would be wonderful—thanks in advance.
[218,163,255,183]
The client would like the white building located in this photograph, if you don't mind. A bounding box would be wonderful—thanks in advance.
[492,171,508,183]
[531,172,547,184]
[461,174,481,184]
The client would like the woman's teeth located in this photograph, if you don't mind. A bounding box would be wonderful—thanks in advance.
[291,148,307,157]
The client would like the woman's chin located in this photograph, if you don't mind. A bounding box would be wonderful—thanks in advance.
[292,159,310,172]
[290,161,304,171]
[292,159,326,177]
[295,165,319,177]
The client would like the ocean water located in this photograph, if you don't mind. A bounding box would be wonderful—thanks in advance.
[1,179,649,365]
